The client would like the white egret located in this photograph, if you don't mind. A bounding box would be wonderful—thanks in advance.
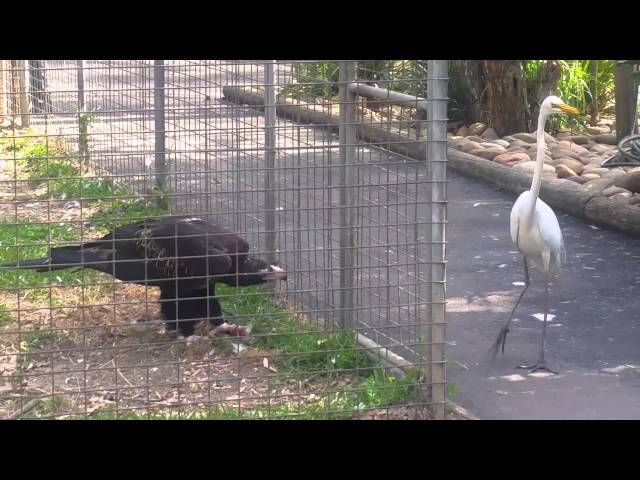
[489,95,580,374]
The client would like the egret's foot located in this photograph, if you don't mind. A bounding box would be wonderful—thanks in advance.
[209,323,248,337]
[516,361,557,375]
[488,326,510,360]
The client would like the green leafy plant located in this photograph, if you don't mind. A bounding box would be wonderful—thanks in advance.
[279,61,428,102]
[0,303,14,326]
[280,62,341,101]
[523,60,616,130]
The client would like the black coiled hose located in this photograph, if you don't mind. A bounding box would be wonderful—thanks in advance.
[601,134,640,167]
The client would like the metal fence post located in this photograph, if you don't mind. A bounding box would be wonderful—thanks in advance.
[338,61,357,330]
[426,60,448,419]
[153,60,168,205]
[77,60,88,166]
[422,79,434,403]
[0,61,6,119]
[264,61,277,265]
[7,61,19,118]
[29,60,50,115]
[17,60,30,128]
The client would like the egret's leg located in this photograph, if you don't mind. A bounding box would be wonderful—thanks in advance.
[489,256,529,359]
[517,281,557,374]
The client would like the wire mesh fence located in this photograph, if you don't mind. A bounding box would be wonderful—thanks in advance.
[0,60,448,420]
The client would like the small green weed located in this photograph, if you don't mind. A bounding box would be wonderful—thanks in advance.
[0,303,14,326]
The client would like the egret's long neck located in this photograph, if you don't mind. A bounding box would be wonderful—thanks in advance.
[527,110,549,216]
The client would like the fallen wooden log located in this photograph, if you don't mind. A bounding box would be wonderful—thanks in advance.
[223,86,425,159]
[447,148,640,236]
[223,86,640,237]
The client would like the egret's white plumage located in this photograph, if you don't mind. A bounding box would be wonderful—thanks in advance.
[490,95,579,373]
[510,190,565,275]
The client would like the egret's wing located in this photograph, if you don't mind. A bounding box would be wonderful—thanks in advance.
[510,191,531,246]
[535,200,563,252]
[535,199,565,272]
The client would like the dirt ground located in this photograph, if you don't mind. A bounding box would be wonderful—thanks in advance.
[0,153,452,420]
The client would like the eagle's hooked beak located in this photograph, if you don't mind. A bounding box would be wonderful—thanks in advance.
[262,263,287,281]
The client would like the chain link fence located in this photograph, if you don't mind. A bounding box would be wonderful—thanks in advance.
[0,60,448,420]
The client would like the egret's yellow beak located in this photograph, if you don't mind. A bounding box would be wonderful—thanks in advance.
[556,103,580,115]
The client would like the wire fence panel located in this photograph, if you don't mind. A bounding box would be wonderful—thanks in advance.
[0,60,448,420]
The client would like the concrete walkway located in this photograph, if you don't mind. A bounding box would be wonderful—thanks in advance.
[446,168,640,419]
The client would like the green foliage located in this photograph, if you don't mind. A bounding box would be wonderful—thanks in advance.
[558,61,604,111]
[0,220,89,293]
[14,264,418,419]
[280,62,340,100]
[4,129,418,420]
[523,60,617,129]
[0,303,13,326]
[279,60,428,101]
[385,60,428,97]
[78,109,98,130]
[447,383,461,397]
[216,283,373,375]
[78,107,98,164]
[77,367,416,420]
[20,329,57,353]
[21,394,69,419]
[12,252,418,420]
[357,61,392,81]
[355,368,417,408]
[89,197,167,229]
[18,143,125,202]
[0,133,169,296]
[0,133,31,152]
[150,185,171,212]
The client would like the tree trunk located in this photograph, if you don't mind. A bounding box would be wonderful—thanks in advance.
[8,60,20,116]
[29,60,51,114]
[590,60,599,126]
[449,60,487,124]
[529,60,562,128]
[614,62,638,141]
[482,60,530,136]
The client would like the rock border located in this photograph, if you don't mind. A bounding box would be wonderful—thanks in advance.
[448,148,640,237]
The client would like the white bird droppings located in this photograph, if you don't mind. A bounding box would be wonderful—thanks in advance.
[232,342,248,354]
[601,364,640,374]
[531,313,556,322]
